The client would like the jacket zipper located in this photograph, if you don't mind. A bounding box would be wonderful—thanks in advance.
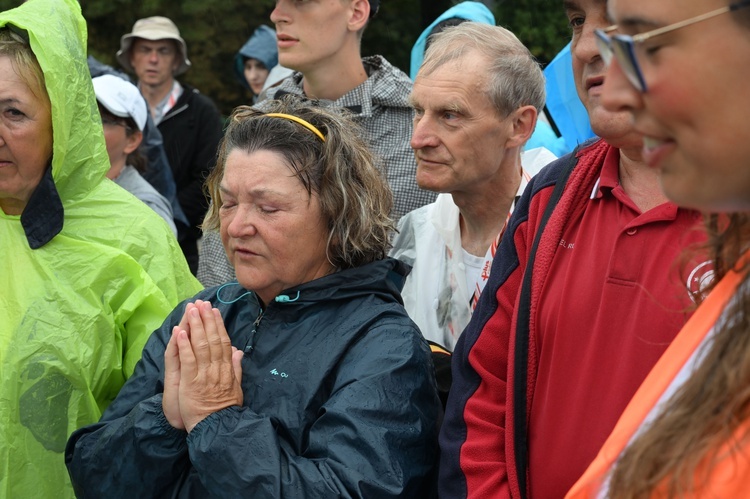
[243,309,264,357]
[160,103,188,124]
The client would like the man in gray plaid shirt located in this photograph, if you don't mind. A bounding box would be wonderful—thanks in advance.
[197,0,434,286]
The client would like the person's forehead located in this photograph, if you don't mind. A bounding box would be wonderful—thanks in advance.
[132,38,176,48]
[563,0,607,14]
[413,66,492,114]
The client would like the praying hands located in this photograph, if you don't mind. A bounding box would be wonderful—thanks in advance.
[162,300,244,432]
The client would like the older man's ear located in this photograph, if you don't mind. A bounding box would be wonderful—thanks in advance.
[505,105,539,149]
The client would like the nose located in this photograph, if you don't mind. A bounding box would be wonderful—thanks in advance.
[601,58,643,115]
[410,114,441,151]
[148,49,159,64]
[270,0,290,24]
[225,205,258,239]
[572,23,602,68]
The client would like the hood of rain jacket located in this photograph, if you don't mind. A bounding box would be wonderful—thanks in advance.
[409,1,495,80]
[234,25,278,90]
[0,0,202,497]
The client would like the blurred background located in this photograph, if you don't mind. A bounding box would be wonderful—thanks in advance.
[0,0,571,117]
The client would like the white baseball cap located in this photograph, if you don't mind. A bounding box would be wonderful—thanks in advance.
[92,74,148,132]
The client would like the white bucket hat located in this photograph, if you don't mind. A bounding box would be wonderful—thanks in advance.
[116,16,191,76]
[93,74,148,132]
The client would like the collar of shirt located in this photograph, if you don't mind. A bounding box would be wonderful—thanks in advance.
[151,80,183,125]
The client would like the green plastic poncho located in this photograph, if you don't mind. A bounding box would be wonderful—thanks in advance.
[0,0,203,496]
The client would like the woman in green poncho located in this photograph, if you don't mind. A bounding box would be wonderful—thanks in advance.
[0,0,203,496]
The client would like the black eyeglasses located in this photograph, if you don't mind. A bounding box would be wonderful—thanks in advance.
[595,0,750,92]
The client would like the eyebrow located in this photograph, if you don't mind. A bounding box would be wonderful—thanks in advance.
[562,0,580,14]
[616,15,663,31]
[219,185,285,199]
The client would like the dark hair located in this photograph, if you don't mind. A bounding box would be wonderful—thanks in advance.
[203,96,394,269]
[97,104,147,173]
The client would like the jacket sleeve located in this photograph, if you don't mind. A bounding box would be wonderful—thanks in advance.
[67,312,440,498]
[438,171,557,499]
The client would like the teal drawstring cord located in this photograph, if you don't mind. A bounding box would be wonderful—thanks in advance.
[274,291,300,303]
[216,282,252,304]
[216,283,300,304]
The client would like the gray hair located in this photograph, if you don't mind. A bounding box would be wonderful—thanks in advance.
[418,22,545,117]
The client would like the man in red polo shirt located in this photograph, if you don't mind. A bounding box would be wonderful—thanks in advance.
[438,0,710,498]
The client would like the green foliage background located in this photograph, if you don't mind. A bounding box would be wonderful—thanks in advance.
[0,0,571,116]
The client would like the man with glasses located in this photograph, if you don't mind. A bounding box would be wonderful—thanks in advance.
[439,0,708,497]
[118,16,223,274]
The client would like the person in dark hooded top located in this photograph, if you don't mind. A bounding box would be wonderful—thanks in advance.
[235,25,278,102]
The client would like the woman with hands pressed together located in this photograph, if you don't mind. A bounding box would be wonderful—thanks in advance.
[66,98,442,498]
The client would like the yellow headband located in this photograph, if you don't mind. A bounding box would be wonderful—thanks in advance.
[265,113,326,142]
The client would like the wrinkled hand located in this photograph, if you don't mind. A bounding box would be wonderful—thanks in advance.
[163,302,195,430]
[174,300,244,433]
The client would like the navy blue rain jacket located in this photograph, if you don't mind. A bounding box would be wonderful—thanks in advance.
[66,258,441,498]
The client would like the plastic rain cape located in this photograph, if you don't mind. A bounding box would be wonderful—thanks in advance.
[0,0,203,496]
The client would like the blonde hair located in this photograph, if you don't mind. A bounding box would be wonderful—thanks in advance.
[0,28,49,111]
[203,97,394,269]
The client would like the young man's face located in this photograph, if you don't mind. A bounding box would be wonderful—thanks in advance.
[565,0,640,147]
[129,38,180,89]
[270,0,365,73]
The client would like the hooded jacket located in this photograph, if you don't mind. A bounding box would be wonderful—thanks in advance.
[66,258,441,498]
[0,1,201,496]
[234,25,278,91]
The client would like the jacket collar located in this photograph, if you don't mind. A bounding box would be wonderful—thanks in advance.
[21,166,64,249]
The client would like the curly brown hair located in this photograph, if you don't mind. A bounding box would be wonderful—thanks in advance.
[203,96,395,270]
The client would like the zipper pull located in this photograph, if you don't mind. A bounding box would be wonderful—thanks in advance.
[244,309,264,354]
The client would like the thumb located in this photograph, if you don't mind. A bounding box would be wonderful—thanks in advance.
[164,327,181,377]
[231,347,243,384]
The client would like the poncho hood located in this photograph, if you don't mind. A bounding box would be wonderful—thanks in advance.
[0,0,111,246]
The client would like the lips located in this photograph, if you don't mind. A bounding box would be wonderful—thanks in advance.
[415,156,447,168]
[232,246,259,257]
[640,135,676,169]
[586,75,605,91]
[276,33,299,49]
